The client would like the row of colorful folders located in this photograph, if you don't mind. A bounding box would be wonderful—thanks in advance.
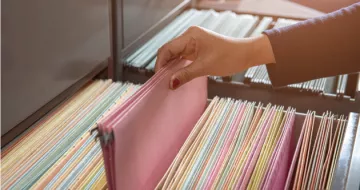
[1,80,140,189]
[1,80,347,190]
[156,97,347,190]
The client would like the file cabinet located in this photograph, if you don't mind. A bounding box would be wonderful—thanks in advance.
[2,0,359,189]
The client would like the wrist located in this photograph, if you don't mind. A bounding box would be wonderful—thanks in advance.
[247,34,276,68]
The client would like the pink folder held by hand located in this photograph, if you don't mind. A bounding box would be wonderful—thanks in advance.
[98,59,208,190]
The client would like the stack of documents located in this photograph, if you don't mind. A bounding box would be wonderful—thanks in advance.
[1,80,140,189]
[125,9,258,70]
[156,99,348,190]
[156,98,297,189]
[2,69,349,190]
[286,112,347,190]
[98,59,208,190]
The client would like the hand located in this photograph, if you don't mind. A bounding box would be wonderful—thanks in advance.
[155,26,276,89]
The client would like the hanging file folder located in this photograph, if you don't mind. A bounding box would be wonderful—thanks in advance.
[97,59,208,190]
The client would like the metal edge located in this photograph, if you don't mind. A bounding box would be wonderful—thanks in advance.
[346,114,360,190]
[356,74,360,102]
[208,80,360,114]
[195,0,324,20]
[1,60,108,148]
[194,4,309,21]
[109,0,123,81]
[120,68,359,115]
[358,74,360,92]
[121,65,355,102]
[331,112,359,190]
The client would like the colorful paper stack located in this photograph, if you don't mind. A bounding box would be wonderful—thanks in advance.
[156,97,347,190]
[1,80,140,189]
[287,112,347,190]
[156,97,297,189]
[2,80,348,190]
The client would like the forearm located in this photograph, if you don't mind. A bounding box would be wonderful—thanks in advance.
[251,3,360,87]
[246,34,276,69]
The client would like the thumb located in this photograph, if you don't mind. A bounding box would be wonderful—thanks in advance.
[169,61,201,90]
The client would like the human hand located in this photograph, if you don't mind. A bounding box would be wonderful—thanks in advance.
[155,26,275,89]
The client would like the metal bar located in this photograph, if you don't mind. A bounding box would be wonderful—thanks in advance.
[346,116,360,190]
[322,78,327,93]
[337,75,343,95]
[331,112,359,190]
[109,0,123,81]
[341,75,348,95]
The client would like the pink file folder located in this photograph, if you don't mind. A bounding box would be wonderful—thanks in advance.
[284,116,307,190]
[98,59,208,190]
[98,66,169,190]
[98,62,172,190]
[262,111,296,190]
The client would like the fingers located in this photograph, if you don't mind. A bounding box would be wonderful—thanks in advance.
[155,30,197,72]
[169,60,203,90]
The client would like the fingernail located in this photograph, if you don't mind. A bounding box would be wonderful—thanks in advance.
[172,78,180,89]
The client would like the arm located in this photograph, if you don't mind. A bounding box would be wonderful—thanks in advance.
[155,3,360,90]
[263,3,360,87]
